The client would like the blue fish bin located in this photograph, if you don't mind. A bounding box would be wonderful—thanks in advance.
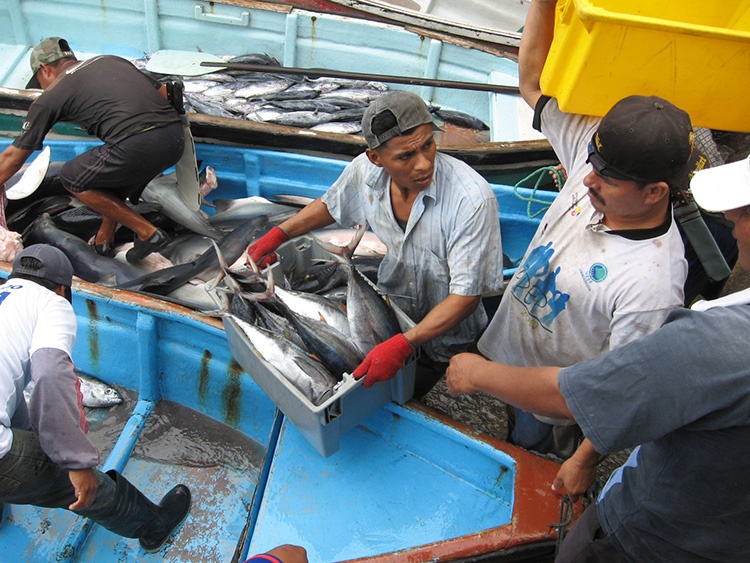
[221,235,417,457]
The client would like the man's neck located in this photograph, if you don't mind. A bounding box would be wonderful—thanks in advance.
[602,203,670,231]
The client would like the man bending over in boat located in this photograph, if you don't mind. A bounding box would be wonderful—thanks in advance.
[247,90,504,399]
[446,155,750,562]
[0,244,191,552]
[475,0,693,468]
[0,37,183,263]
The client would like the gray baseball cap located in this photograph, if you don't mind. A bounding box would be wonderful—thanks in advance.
[11,244,74,287]
[362,91,436,149]
[29,37,75,75]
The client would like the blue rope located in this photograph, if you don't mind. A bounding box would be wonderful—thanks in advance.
[513,165,564,219]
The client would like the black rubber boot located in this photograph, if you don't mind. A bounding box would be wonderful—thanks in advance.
[138,484,192,553]
[83,471,191,552]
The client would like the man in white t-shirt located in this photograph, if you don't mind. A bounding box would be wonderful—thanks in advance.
[471,0,693,487]
[0,245,190,552]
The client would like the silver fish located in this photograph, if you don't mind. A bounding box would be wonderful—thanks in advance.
[79,374,123,407]
[268,111,335,128]
[318,88,384,104]
[235,79,294,99]
[274,284,351,337]
[23,374,123,408]
[316,225,401,357]
[310,122,362,135]
[233,316,338,406]
[182,80,221,93]
[273,292,362,379]
[244,108,284,123]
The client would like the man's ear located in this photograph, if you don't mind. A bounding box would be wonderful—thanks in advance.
[645,181,671,205]
[365,148,382,168]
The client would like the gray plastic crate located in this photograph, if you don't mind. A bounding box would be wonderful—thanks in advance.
[222,234,416,457]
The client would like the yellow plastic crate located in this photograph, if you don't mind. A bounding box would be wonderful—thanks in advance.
[540,0,750,132]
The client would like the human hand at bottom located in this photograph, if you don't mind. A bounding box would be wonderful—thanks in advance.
[551,454,597,502]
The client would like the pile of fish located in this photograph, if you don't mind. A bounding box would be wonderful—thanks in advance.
[133,53,490,134]
[3,153,387,312]
[216,225,404,406]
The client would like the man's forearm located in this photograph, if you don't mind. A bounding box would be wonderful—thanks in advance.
[518,0,558,107]
[276,197,335,238]
[446,353,573,419]
[403,293,480,348]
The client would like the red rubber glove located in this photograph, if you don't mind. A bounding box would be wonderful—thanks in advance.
[246,226,289,268]
[353,334,414,388]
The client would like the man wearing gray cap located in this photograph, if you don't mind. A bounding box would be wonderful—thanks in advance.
[247,90,504,398]
[0,244,190,552]
[445,155,750,563]
[0,37,183,263]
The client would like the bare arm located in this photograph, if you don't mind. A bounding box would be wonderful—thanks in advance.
[276,197,336,237]
[518,0,558,109]
[264,545,308,563]
[445,352,572,419]
[0,145,33,186]
[403,294,480,349]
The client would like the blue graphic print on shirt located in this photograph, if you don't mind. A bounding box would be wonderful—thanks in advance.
[510,242,570,331]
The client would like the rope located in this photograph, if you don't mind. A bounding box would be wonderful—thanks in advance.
[551,494,575,555]
[513,165,565,219]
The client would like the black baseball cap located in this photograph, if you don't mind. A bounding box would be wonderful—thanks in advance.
[11,244,74,287]
[587,95,695,184]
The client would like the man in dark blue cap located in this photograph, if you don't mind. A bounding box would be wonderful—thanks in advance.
[0,244,190,552]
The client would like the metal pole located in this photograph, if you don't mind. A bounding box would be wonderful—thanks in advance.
[200,62,520,95]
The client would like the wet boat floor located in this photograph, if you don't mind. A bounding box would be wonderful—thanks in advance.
[4,384,267,562]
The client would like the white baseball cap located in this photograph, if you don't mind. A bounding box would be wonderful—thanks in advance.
[691,156,750,213]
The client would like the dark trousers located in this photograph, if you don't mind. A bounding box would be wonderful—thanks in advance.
[0,429,158,539]
[555,503,628,563]
[0,429,116,513]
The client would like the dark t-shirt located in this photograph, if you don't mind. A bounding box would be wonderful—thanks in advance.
[559,304,750,562]
[14,55,179,150]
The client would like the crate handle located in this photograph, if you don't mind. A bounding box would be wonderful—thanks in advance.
[194,4,250,26]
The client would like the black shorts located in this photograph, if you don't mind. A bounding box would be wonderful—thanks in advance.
[60,121,184,200]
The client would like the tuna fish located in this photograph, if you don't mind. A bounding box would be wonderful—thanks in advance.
[232,316,338,406]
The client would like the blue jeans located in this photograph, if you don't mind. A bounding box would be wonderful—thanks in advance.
[507,406,582,459]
